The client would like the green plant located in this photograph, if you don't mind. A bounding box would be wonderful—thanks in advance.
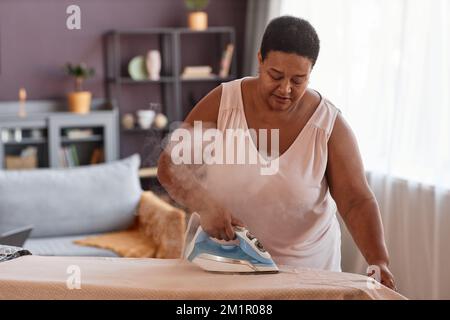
[64,62,95,91]
[184,0,209,11]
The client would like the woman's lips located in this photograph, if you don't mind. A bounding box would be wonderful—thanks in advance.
[273,94,291,103]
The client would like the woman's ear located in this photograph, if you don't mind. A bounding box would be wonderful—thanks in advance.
[257,51,263,75]
[257,51,263,66]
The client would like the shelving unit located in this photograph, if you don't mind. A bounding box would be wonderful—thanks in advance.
[110,77,176,84]
[0,99,118,170]
[180,75,236,83]
[138,166,158,178]
[4,137,47,145]
[104,27,237,173]
[105,27,236,120]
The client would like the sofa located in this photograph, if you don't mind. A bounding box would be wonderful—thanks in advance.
[0,154,185,257]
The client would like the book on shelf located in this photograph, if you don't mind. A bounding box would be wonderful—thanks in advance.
[90,148,104,164]
[219,43,234,78]
[59,146,103,167]
[71,145,80,166]
[65,147,73,167]
[59,148,67,167]
[64,129,94,140]
[59,145,79,168]
[181,65,214,79]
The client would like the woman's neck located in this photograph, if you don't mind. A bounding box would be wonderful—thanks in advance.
[249,79,307,124]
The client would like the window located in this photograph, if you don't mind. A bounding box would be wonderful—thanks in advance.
[281,0,450,188]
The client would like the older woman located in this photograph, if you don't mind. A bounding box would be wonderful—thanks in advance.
[158,15,396,291]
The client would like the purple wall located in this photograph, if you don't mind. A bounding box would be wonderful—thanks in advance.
[0,0,247,166]
[0,0,247,100]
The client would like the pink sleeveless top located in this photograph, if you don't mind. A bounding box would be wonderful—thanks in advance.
[200,77,342,271]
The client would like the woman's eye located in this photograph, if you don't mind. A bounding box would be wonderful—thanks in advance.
[270,74,282,80]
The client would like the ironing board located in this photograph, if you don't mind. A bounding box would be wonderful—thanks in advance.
[0,255,406,300]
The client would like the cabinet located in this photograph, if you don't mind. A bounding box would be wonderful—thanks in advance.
[48,112,117,167]
[0,99,118,170]
[104,27,237,170]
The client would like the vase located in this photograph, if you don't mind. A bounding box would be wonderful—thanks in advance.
[188,11,208,31]
[67,91,92,114]
[137,110,156,129]
[146,50,161,81]
[121,113,135,130]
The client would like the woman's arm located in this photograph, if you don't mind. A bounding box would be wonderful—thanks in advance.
[326,112,396,291]
[157,85,220,213]
[157,85,243,241]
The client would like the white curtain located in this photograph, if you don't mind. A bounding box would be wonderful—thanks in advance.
[243,0,282,76]
[277,0,450,299]
[339,173,450,299]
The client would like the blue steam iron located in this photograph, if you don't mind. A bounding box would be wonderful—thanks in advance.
[184,226,279,273]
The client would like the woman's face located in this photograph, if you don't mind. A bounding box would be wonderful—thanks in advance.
[257,50,312,111]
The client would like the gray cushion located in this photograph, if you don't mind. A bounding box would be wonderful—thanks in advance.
[24,234,119,257]
[0,154,142,238]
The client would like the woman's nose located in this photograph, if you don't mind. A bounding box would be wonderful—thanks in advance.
[278,79,292,96]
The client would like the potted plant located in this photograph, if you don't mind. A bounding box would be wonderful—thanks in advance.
[64,62,95,114]
[185,0,209,31]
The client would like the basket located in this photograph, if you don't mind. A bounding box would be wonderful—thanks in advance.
[5,155,37,170]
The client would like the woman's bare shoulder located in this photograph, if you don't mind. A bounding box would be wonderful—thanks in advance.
[184,85,223,126]
[241,77,258,106]
[306,88,322,107]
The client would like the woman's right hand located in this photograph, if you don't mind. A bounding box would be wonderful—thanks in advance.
[199,202,244,241]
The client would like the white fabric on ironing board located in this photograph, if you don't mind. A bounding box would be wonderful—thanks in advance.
[200,77,342,271]
[0,255,406,299]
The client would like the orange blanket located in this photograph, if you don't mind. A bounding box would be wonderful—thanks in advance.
[74,191,186,258]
